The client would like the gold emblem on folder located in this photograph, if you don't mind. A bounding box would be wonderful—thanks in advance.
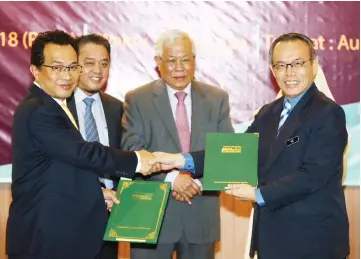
[221,145,242,153]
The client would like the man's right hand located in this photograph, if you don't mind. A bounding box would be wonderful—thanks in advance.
[138,150,161,176]
[153,152,186,170]
[173,172,201,204]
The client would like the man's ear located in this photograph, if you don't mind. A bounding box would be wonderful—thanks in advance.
[270,64,276,78]
[154,56,162,68]
[312,57,319,79]
[30,65,40,81]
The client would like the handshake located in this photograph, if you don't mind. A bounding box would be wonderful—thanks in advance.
[137,150,186,175]
[104,150,198,211]
[137,150,201,204]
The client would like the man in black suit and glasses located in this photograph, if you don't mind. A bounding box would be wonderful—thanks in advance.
[7,30,163,259]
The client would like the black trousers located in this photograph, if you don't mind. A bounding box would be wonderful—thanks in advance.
[95,241,118,259]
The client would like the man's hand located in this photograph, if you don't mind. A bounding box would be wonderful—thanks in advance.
[173,172,201,204]
[172,190,186,202]
[224,183,256,202]
[102,188,119,212]
[153,152,185,170]
[138,150,162,175]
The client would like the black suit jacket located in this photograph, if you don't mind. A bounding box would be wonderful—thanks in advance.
[7,85,137,259]
[67,90,124,189]
[191,84,349,259]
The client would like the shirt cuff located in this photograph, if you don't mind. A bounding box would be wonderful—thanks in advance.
[135,151,141,173]
[164,170,180,189]
[194,179,203,191]
[255,188,266,206]
[179,153,195,174]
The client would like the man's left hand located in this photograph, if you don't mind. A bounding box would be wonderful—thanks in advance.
[102,188,119,212]
[225,183,256,202]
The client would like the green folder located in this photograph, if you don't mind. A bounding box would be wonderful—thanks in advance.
[203,133,259,190]
[103,180,170,243]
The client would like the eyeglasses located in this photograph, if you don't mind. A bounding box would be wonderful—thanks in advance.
[272,58,312,71]
[159,56,195,68]
[42,64,82,73]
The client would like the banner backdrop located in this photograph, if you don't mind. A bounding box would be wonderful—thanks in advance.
[0,1,359,185]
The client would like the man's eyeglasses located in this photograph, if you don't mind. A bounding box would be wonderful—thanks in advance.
[272,58,312,71]
[42,64,82,73]
[159,56,195,68]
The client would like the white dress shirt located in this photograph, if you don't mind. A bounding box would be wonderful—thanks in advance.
[74,88,115,189]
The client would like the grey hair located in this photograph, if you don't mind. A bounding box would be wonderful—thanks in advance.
[269,32,317,64]
[155,29,196,56]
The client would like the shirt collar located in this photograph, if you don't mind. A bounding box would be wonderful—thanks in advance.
[166,83,191,97]
[74,87,101,104]
[33,81,67,106]
[283,86,310,109]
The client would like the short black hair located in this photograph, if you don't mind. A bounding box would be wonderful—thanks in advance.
[269,33,317,64]
[75,34,111,57]
[31,30,76,68]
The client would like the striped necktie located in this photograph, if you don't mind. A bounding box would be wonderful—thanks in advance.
[83,97,113,189]
[277,100,292,134]
[83,97,100,142]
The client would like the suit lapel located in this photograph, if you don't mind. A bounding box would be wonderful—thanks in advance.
[29,85,80,132]
[99,92,116,148]
[190,81,207,151]
[152,80,182,150]
[259,99,283,170]
[30,84,58,105]
[67,94,79,126]
[263,85,316,173]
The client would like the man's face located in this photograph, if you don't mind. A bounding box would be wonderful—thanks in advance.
[77,43,110,95]
[270,40,318,99]
[155,38,195,91]
[31,44,79,100]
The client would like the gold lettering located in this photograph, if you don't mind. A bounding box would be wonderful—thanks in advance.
[312,38,318,50]
[0,32,5,47]
[312,36,325,50]
[132,192,153,201]
[350,38,359,50]
[28,32,38,48]
[8,32,18,47]
[221,145,242,153]
[337,35,350,50]
[317,35,325,50]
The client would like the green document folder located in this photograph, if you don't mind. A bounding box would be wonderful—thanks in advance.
[203,133,259,190]
[103,180,170,243]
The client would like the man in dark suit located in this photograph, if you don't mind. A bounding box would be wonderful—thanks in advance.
[6,30,163,259]
[67,34,122,259]
[122,29,234,259]
[160,33,350,259]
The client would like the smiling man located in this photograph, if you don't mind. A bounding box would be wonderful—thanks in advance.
[122,29,234,259]
[224,33,349,259]
[66,34,123,259]
[7,30,162,259]
[144,32,350,259]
